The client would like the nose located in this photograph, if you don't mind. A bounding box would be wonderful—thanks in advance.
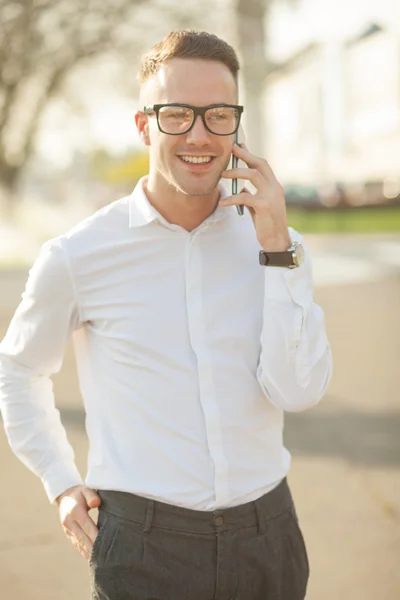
[186,114,211,145]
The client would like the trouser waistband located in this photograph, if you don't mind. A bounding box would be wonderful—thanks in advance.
[98,478,294,535]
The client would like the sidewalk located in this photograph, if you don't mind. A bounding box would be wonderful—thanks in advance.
[0,270,399,599]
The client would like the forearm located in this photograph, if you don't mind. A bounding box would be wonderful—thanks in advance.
[0,238,84,502]
[257,239,332,412]
[0,355,83,502]
[257,296,332,412]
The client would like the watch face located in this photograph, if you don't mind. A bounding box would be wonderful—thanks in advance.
[294,243,305,266]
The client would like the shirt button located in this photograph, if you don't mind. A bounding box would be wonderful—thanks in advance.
[214,515,224,526]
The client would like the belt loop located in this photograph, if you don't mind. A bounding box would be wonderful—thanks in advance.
[254,498,266,534]
[143,499,154,533]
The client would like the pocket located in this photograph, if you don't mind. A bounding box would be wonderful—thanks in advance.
[89,512,109,567]
[91,513,145,569]
[106,517,144,566]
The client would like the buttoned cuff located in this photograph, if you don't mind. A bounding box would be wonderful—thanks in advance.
[43,463,84,504]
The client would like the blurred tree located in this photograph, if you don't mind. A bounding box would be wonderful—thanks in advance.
[0,0,151,205]
[235,0,270,157]
[0,0,292,207]
[234,0,296,157]
[0,0,214,207]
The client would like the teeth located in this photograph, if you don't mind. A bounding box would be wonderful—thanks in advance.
[180,156,212,164]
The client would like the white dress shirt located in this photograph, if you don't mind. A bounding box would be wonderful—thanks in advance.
[0,179,332,506]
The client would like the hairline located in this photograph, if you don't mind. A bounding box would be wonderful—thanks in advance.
[139,57,239,105]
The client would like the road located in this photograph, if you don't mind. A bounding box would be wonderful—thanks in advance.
[0,233,399,600]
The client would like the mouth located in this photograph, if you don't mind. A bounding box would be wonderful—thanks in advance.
[177,155,216,169]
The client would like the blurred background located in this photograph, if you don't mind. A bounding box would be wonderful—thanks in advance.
[0,1,399,599]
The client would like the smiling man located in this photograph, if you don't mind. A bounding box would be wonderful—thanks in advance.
[0,30,332,600]
[138,56,242,229]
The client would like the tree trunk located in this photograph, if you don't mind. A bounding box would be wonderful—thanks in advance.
[0,164,21,218]
[235,0,271,157]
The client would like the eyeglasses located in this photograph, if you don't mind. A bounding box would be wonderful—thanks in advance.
[142,103,244,136]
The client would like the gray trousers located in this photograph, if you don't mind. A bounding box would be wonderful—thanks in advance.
[89,478,309,600]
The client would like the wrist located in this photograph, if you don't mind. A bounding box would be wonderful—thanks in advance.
[260,237,292,252]
[259,240,304,268]
[54,484,81,506]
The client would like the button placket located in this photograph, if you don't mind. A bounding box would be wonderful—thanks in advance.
[185,229,231,507]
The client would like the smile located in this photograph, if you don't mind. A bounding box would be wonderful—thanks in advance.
[179,156,214,164]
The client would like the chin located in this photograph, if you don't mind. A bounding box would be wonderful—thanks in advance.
[176,177,222,198]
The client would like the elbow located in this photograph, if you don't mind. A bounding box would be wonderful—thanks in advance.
[270,387,325,414]
[266,380,330,413]
[258,349,333,413]
[288,353,332,412]
[287,377,330,413]
[288,351,332,412]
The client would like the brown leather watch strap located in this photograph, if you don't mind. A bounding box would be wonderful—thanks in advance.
[259,249,295,267]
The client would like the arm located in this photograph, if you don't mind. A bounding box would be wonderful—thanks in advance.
[0,238,103,560]
[0,239,84,502]
[220,142,332,412]
[256,233,332,412]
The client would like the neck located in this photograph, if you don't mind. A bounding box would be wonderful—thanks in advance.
[144,174,221,232]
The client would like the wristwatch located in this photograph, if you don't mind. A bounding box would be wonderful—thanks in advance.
[259,242,304,268]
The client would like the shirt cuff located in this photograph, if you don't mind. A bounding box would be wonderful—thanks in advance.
[42,463,84,504]
[264,263,313,308]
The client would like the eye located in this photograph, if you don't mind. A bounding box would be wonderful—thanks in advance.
[206,108,236,123]
[162,108,191,120]
[208,111,227,120]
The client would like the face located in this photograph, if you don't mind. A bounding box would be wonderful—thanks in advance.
[136,58,238,198]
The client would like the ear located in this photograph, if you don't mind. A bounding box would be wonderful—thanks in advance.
[135,111,151,146]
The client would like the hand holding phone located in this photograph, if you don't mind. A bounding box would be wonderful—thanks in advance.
[232,131,244,216]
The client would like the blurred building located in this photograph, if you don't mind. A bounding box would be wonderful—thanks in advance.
[265,7,400,205]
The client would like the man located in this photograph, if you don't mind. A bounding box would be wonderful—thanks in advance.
[0,30,332,600]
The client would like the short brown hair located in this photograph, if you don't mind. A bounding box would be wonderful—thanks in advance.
[139,30,240,84]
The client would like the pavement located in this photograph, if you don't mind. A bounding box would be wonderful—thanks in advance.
[0,233,399,600]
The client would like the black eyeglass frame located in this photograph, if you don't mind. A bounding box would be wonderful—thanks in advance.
[142,103,244,136]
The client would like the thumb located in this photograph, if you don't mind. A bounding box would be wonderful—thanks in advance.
[81,487,101,509]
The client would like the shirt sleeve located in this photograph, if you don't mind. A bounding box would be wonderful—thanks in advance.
[0,239,84,502]
[256,229,333,412]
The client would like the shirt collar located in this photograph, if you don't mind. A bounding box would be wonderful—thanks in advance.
[128,177,236,228]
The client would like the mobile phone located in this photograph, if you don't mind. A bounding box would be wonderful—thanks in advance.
[232,130,244,215]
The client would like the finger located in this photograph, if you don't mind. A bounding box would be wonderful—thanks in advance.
[232,143,279,184]
[74,511,99,545]
[82,487,101,510]
[66,522,93,558]
[219,190,258,210]
[75,538,91,561]
[64,528,91,561]
[221,167,265,190]
[220,190,283,214]
[241,187,256,219]
[62,502,98,544]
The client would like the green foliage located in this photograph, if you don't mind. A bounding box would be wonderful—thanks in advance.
[90,149,149,185]
[287,207,400,233]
